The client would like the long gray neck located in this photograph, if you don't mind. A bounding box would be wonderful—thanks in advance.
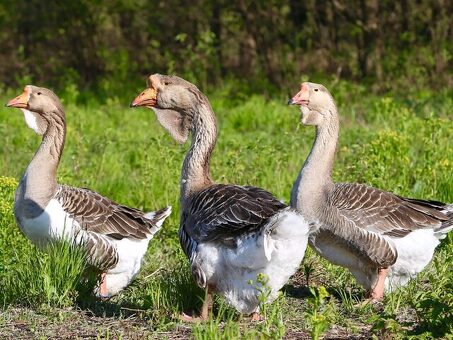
[291,108,339,218]
[180,102,217,209]
[16,113,66,214]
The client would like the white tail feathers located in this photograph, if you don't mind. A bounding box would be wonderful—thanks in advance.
[434,203,453,239]
[434,224,453,239]
[262,208,310,260]
[144,206,172,236]
[268,208,311,239]
[263,233,275,261]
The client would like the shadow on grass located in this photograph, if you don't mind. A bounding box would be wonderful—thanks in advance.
[75,264,204,323]
[283,282,365,304]
[76,299,147,319]
[282,283,312,299]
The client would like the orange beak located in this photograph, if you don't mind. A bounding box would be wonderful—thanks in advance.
[6,87,31,109]
[288,83,310,106]
[130,87,157,108]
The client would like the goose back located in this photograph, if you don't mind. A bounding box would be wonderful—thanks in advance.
[328,183,449,236]
[55,185,164,240]
[179,184,286,259]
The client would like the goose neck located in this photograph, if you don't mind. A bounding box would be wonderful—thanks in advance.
[180,102,217,204]
[291,109,339,216]
[16,113,66,210]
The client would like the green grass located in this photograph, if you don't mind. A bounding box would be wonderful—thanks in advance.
[0,80,452,338]
[1,240,96,308]
[0,177,98,309]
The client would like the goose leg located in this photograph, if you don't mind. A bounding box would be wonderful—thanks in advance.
[200,287,213,320]
[180,286,212,322]
[251,312,263,322]
[99,272,109,299]
[370,267,388,301]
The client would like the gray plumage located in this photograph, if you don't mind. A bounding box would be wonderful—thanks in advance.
[55,185,170,269]
[179,184,287,261]
[7,85,171,296]
[134,74,311,316]
[289,81,452,295]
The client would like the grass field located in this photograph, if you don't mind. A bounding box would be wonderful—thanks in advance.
[0,80,452,339]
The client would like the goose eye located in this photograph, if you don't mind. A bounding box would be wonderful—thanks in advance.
[164,81,170,86]
[37,92,42,95]
[314,89,319,92]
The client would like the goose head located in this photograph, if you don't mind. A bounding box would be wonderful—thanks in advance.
[130,74,205,144]
[6,85,64,135]
[288,82,336,126]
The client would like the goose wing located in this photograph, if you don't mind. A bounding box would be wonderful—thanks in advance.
[317,183,450,267]
[179,184,286,258]
[55,185,159,240]
[330,183,449,237]
[311,219,398,267]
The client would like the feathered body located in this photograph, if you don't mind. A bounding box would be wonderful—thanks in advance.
[8,85,171,296]
[131,74,310,315]
[180,184,309,313]
[306,183,452,291]
[15,184,171,296]
[289,82,453,297]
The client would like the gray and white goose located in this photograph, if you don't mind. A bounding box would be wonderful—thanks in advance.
[131,74,311,320]
[6,86,171,297]
[288,82,453,300]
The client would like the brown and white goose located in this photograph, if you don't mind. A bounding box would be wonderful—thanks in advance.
[131,74,311,320]
[6,86,171,297]
[288,82,453,300]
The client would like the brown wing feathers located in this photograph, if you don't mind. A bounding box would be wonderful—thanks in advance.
[315,221,397,267]
[184,184,286,243]
[56,185,161,240]
[331,183,449,236]
[83,232,119,270]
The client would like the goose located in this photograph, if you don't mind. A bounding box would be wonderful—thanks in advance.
[130,74,311,321]
[288,82,453,301]
[6,85,172,297]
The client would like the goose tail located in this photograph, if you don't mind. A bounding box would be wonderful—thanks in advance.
[263,207,310,261]
[442,203,453,214]
[434,204,453,239]
[144,206,172,236]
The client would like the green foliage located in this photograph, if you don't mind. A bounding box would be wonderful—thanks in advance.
[141,263,204,323]
[337,95,453,201]
[0,176,96,307]
[0,176,31,275]
[2,240,95,308]
[192,303,242,340]
[304,286,334,340]
[369,310,404,339]
[0,1,452,93]
[409,252,453,337]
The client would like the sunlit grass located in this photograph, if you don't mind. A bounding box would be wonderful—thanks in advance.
[0,80,451,338]
[1,240,96,308]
